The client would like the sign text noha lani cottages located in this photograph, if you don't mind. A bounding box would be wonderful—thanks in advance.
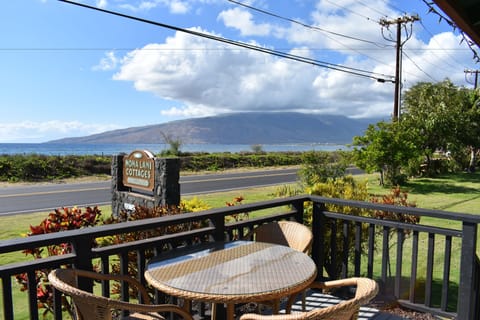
[122,150,155,191]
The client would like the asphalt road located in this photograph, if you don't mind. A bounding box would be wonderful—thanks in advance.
[0,168,300,216]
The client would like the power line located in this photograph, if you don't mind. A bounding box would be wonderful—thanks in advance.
[355,0,389,19]
[402,50,437,82]
[0,47,382,51]
[0,46,401,53]
[227,0,390,48]
[418,20,466,71]
[378,0,407,15]
[379,0,468,75]
[226,0,398,78]
[58,0,395,83]
[323,0,380,24]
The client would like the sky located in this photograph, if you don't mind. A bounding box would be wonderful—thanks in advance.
[1,0,479,143]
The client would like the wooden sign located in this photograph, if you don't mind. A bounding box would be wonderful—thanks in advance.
[122,150,155,191]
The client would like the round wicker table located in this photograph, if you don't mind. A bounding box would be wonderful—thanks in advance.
[145,241,317,320]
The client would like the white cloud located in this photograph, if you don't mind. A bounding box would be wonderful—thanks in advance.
[119,1,158,12]
[117,0,189,13]
[107,1,476,120]
[112,27,394,118]
[160,105,220,117]
[218,8,271,36]
[169,0,189,14]
[291,1,395,60]
[93,51,119,71]
[401,32,471,86]
[0,121,120,143]
[96,0,108,9]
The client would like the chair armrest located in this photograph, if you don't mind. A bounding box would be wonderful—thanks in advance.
[311,278,378,304]
[284,277,378,313]
[73,269,151,304]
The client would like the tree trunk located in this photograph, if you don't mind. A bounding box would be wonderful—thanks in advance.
[468,147,477,172]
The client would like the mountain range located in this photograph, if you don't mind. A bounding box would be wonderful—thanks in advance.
[48,112,380,145]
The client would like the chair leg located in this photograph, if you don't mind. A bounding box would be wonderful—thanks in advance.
[182,299,191,312]
[272,300,280,314]
[301,290,306,311]
[285,295,296,314]
[285,291,306,313]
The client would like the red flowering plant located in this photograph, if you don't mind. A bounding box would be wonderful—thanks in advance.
[371,186,419,227]
[225,196,250,222]
[225,196,250,240]
[15,206,102,318]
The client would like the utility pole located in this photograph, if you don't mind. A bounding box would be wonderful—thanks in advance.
[380,15,419,121]
[464,69,479,89]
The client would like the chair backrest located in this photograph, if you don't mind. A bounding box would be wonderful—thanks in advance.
[48,268,117,320]
[252,221,313,253]
[49,268,194,320]
[240,277,379,320]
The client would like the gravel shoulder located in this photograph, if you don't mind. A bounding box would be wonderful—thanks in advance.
[0,175,111,188]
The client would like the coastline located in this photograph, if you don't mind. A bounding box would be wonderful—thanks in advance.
[0,142,347,156]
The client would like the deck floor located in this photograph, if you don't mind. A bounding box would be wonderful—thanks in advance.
[288,290,407,319]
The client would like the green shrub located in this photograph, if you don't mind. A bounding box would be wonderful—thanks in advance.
[0,155,111,181]
[304,176,370,278]
[0,151,351,181]
[304,177,419,279]
[179,152,306,171]
[15,207,102,318]
[298,151,350,186]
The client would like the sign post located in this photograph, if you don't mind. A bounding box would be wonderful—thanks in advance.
[111,150,180,216]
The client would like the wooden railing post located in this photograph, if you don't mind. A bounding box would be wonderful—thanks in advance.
[2,275,13,320]
[311,202,327,280]
[292,199,305,224]
[210,215,226,242]
[72,236,95,292]
[457,221,477,319]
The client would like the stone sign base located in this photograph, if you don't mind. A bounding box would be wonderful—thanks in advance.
[111,154,180,217]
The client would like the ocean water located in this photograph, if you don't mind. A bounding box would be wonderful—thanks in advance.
[0,143,347,156]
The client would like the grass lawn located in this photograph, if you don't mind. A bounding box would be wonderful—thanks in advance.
[2,172,479,259]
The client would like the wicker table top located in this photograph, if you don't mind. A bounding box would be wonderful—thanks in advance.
[145,241,317,319]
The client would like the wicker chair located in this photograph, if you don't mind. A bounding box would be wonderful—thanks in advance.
[243,221,314,313]
[240,277,379,320]
[245,221,313,254]
[48,268,193,320]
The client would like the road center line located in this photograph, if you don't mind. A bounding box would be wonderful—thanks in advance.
[182,172,296,183]
[0,187,108,198]
[0,172,296,198]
